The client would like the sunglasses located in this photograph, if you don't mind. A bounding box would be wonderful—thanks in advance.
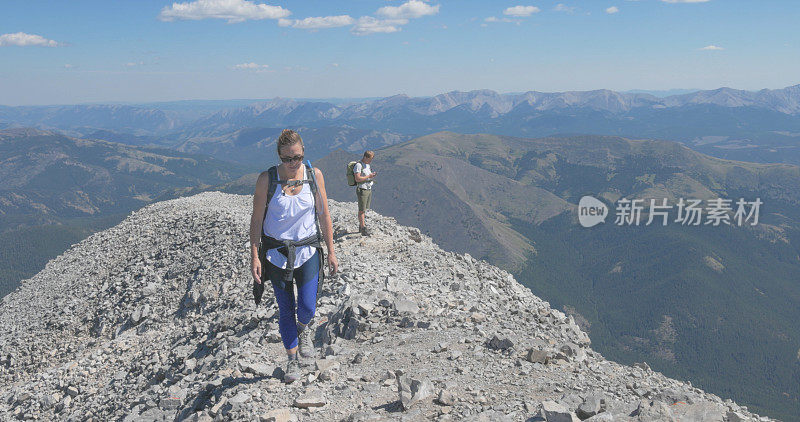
[280,154,304,163]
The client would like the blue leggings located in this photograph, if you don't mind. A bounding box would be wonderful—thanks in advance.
[266,250,320,350]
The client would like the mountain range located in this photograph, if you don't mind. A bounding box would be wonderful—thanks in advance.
[190,85,800,127]
[4,85,800,167]
[0,104,182,136]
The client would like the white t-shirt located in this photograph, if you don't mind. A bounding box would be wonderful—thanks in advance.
[262,166,316,269]
[353,161,373,190]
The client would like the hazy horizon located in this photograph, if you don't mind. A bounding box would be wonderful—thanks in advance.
[2,83,799,108]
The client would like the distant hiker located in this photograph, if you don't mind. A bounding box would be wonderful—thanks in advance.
[353,150,377,236]
[249,129,338,383]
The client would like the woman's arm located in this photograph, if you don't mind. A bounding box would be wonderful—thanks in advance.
[314,168,339,275]
[250,171,270,283]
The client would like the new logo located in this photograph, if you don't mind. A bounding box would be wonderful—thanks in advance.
[578,196,608,228]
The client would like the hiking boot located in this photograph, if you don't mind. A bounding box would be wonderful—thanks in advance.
[360,226,370,237]
[297,322,315,359]
[284,354,301,383]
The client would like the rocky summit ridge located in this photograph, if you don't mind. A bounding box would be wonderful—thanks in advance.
[0,192,773,421]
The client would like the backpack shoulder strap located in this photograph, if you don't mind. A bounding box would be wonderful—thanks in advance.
[261,166,279,226]
[304,161,323,240]
[305,164,319,197]
[266,166,279,205]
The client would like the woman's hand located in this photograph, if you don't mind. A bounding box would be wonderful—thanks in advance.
[251,257,262,284]
[327,253,338,275]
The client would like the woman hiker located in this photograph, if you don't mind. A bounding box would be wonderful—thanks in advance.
[249,129,338,383]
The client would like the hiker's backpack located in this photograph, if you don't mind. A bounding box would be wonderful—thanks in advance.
[346,161,359,186]
[253,161,325,306]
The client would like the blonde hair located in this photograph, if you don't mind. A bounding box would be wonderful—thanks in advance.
[363,150,375,159]
[277,129,304,156]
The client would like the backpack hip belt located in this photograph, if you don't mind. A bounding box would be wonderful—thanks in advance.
[260,233,322,285]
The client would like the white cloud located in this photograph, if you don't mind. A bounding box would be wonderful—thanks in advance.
[606,6,620,13]
[158,0,290,23]
[276,0,438,37]
[351,16,408,35]
[63,64,75,69]
[699,45,724,50]
[662,0,709,2]
[280,15,355,29]
[0,32,60,47]
[376,0,439,19]
[233,62,269,70]
[503,5,541,17]
[485,16,515,23]
[554,4,577,13]
[331,0,440,36]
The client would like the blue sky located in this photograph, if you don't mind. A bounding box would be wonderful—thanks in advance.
[1,0,799,105]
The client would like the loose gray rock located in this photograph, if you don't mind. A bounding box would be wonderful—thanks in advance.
[131,304,150,325]
[293,389,326,408]
[397,374,434,410]
[261,407,295,422]
[542,400,579,422]
[488,335,514,350]
[228,391,251,405]
[463,409,513,421]
[576,394,603,420]
[159,397,182,410]
[527,348,549,364]
[241,361,274,377]
[394,299,419,314]
[436,389,456,406]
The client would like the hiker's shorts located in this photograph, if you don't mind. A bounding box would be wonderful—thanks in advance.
[357,188,372,212]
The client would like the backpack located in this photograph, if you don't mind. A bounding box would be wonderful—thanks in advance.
[253,161,324,305]
[346,161,359,186]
